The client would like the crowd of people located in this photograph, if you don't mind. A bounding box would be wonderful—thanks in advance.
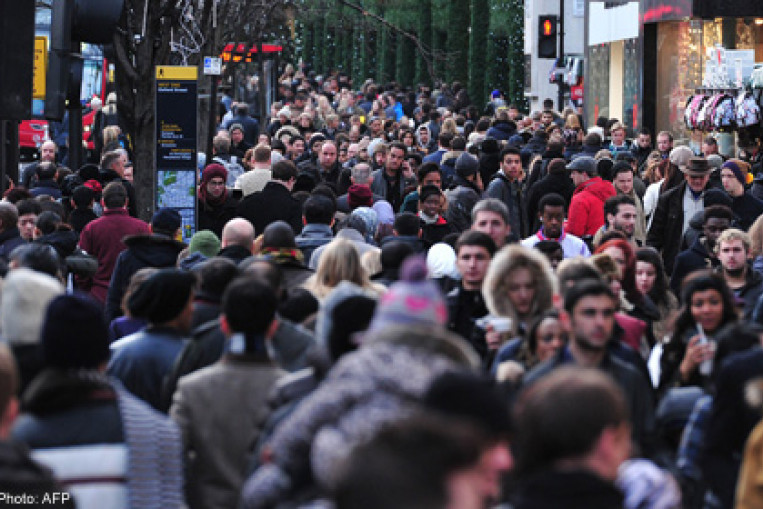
[4,65,763,508]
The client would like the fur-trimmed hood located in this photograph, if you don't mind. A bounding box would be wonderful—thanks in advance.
[482,244,557,328]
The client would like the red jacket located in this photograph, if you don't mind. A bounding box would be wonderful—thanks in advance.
[566,177,616,237]
[78,209,149,303]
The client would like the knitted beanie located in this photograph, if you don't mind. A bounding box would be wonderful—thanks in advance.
[368,255,447,331]
[188,230,221,258]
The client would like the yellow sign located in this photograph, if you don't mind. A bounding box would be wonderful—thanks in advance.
[33,36,47,99]
[155,66,198,81]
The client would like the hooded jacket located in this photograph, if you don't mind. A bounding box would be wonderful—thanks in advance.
[567,176,617,237]
[482,245,556,334]
[105,234,186,323]
[445,175,481,233]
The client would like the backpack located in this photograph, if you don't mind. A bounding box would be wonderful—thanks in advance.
[212,156,245,188]
[736,91,761,128]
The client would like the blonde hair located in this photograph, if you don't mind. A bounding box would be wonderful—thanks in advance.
[103,125,122,147]
[715,228,751,255]
[441,118,458,136]
[304,239,380,300]
[564,113,581,130]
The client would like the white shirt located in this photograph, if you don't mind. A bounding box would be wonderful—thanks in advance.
[521,228,591,258]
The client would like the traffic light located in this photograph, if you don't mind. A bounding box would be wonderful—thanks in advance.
[0,1,35,120]
[538,15,558,59]
[45,0,124,120]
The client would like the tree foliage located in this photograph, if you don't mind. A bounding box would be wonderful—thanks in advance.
[294,0,525,110]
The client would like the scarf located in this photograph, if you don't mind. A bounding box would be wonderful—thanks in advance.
[260,246,305,265]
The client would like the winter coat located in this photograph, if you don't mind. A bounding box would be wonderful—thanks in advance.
[702,349,763,508]
[524,171,575,232]
[0,227,25,263]
[670,238,717,296]
[29,179,62,199]
[647,181,707,275]
[108,326,188,411]
[104,234,186,323]
[444,176,482,233]
[99,169,138,217]
[236,181,303,237]
[513,470,624,509]
[295,224,334,268]
[13,369,184,508]
[524,345,655,453]
[297,160,342,193]
[486,171,526,238]
[420,216,454,250]
[36,230,98,280]
[567,177,617,237]
[171,359,284,509]
[730,192,763,231]
[731,266,763,320]
[446,285,489,357]
[369,169,406,212]
[239,326,478,508]
[78,208,150,303]
[198,194,239,239]
[486,121,516,141]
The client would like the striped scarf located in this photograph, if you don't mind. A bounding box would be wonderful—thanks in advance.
[112,380,184,508]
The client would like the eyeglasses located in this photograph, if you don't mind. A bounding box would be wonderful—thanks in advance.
[208,180,226,187]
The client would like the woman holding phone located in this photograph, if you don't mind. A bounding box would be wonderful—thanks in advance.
[658,271,739,393]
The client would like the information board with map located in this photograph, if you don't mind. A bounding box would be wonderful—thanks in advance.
[155,66,197,242]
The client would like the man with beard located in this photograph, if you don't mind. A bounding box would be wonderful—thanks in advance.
[715,229,763,319]
[524,279,655,452]
[370,142,407,212]
[594,195,639,248]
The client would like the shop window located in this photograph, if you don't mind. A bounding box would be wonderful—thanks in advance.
[587,43,610,128]
[622,38,639,134]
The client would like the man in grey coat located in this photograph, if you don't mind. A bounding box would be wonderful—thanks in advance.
[171,276,284,509]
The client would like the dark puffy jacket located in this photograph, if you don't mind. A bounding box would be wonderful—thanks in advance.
[486,121,516,141]
[0,227,26,262]
[105,234,186,323]
[445,176,481,233]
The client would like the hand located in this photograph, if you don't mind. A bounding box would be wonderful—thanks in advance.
[485,324,506,351]
[679,334,715,381]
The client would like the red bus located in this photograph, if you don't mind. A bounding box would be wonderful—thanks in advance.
[20,8,111,161]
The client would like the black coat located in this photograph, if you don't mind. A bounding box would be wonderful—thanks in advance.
[525,171,575,232]
[99,169,138,217]
[198,194,239,239]
[647,182,695,275]
[235,181,302,237]
[513,470,624,509]
[105,234,187,322]
[670,237,717,296]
